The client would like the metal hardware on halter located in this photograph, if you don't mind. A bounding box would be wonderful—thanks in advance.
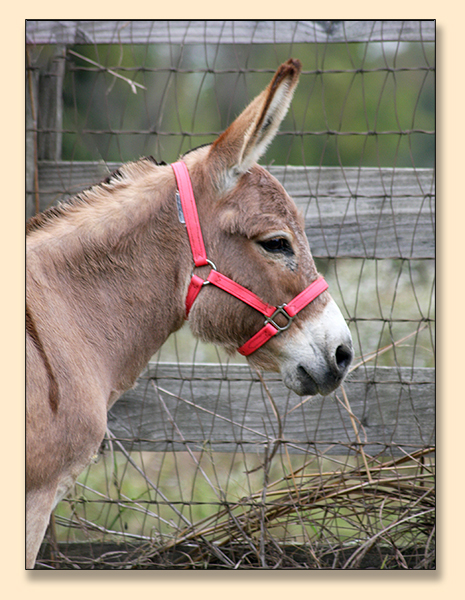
[191,259,218,286]
[175,192,186,224]
[264,305,295,332]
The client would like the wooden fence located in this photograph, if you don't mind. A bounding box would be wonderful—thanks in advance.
[108,364,435,456]
[27,20,435,569]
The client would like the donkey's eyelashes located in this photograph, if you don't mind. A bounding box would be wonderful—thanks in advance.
[258,237,294,256]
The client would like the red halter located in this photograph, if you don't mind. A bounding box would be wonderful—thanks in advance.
[171,161,328,356]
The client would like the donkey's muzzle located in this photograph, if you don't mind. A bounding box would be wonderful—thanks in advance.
[295,339,353,397]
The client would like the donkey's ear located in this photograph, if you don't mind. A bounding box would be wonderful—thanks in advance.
[208,59,301,189]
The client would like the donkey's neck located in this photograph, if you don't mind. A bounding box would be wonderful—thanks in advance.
[27,161,191,402]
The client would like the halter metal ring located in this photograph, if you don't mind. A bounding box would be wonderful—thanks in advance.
[191,259,218,286]
[264,304,295,332]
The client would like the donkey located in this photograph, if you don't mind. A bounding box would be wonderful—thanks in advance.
[26,59,353,568]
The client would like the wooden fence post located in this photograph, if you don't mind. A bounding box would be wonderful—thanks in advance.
[26,45,66,219]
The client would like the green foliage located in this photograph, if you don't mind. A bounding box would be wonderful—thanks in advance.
[61,41,434,168]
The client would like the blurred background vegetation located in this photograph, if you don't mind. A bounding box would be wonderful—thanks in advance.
[60,41,434,168]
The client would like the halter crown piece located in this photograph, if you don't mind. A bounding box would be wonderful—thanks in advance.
[171,161,328,356]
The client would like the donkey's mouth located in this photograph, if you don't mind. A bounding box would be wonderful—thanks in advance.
[285,359,350,397]
[295,365,319,396]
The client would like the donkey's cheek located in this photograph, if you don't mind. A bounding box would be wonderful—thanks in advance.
[279,299,353,397]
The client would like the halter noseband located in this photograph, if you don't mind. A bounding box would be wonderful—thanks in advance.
[171,161,328,356]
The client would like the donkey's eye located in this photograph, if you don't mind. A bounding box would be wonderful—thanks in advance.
[259,238,293,255]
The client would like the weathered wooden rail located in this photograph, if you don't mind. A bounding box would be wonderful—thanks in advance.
[26,20,435,45]
[108,363,435,456]
[34,161,435,260]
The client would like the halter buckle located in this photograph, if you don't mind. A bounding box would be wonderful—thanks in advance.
[264,305,294,332]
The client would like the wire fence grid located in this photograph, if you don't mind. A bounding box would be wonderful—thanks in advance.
[26,20,435,569]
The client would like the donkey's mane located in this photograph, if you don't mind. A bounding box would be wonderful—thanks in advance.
[26,155,165,236]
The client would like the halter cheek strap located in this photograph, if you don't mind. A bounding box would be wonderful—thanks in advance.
[172,161,208,268]
[171,160,328,356]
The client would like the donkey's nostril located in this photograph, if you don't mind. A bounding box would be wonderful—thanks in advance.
[335,344,353,374]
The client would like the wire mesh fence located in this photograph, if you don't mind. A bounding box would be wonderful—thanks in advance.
[26,20,435,569]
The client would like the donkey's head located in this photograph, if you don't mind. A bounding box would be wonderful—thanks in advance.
[179,59,353,396]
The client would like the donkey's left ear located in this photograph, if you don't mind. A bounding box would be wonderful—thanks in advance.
[208,59,302,189]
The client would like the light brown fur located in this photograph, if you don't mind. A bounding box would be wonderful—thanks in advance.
[26,60,352,568]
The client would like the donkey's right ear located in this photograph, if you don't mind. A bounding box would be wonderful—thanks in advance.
[208,59,302,193]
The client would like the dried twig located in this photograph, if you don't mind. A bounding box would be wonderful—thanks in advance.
[338,384,373,483]
[68,49,147,94]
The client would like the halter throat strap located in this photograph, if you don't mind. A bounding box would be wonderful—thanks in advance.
[171,160,328,356]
